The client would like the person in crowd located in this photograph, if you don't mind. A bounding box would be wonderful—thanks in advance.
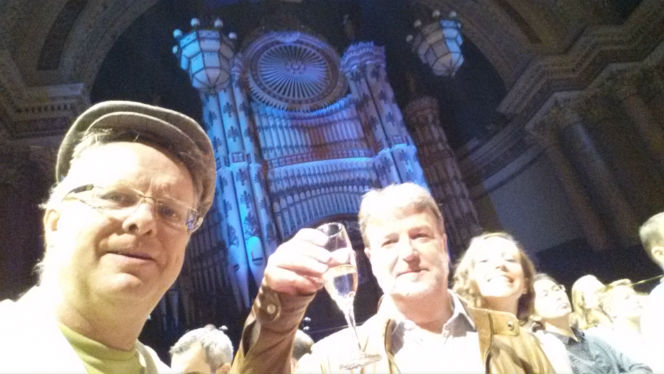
[232,182,554,373]
[0,101,216,373]
[291,329,314,370]
[453,232,570,374]
[453,232,536,322]
[591,279,650,366]
[0,101,285,374]
[570,274,611,330]
[530,273,651,374]
[170,324,233,374]
[638,212,664,373]
[598,279,644,334]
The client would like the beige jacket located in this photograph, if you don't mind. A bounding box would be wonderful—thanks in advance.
[232,286,554,374]
[231,284,315,374]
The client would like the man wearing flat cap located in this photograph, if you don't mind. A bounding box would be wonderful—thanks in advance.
[0,101,216,373]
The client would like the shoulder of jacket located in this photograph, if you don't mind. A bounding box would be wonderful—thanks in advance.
[467,306,522,336]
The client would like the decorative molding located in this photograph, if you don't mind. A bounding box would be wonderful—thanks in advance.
[37,0,88,71]
[460,0,663,190]
[340,42,386,74]
[497,0,663,117]
[0,49,89,139]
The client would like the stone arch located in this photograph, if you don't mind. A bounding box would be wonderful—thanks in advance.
[59,1,159,88]
[3,1,159,89]
[12,0,543,91]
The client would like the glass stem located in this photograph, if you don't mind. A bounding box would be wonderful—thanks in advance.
[342,305,363,352]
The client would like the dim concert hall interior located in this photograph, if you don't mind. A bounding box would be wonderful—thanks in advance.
[0,0,662,359]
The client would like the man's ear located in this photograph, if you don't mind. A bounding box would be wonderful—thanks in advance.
[217,363,231,374]
[43,209,60,251]
[441,232,450,262]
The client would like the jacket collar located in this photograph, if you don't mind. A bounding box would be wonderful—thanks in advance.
[370,290,476,373]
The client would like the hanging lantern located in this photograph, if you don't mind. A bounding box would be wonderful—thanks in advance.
[407,10,464,77]
[172,18,235,92]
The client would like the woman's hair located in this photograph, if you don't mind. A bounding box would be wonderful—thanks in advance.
[570,274,611,330]
[597,279,637,322]
[452,232,536,322]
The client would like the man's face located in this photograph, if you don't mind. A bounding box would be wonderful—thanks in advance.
[171,343,213,374]
[471,237,526,306]
[43,142,195,308]
[364,208,448,303]
[533,278,572,321]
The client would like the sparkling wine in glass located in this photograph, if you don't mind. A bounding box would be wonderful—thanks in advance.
[318,222,381,370]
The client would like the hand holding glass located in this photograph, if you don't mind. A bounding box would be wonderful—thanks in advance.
[318,222,381,370]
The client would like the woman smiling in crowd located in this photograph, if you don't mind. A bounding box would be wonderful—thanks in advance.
[453,232,571,373]
[453,232,536,322]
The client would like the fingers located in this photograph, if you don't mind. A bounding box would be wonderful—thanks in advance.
[263,267,324,295]
[273,229,332,275]
[290,228,352,267]
[292,228,330,252]
[263,228,333,295]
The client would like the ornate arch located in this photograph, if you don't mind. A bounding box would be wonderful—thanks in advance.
[1,1,158,89]
[60,1,159,88]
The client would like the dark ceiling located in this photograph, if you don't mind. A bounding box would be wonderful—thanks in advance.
[91,0,506,149]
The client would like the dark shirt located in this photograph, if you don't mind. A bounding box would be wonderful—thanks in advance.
[551,328,651,374]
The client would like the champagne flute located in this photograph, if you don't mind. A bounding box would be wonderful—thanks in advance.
[318,222,381,370]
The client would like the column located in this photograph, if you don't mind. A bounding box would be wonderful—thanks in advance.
[174,20,276,309]
[558,109,640,247]
[340,42,427,188]
[230,57,279,269]
[404,96,481,252]
[528,111,612,251]
[613,83,664,173]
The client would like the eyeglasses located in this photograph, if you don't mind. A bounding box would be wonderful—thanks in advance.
[539,284,566,297]
[63,184,202,232]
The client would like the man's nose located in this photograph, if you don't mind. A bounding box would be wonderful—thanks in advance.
[122,200,157,236]
[398,238,419,261]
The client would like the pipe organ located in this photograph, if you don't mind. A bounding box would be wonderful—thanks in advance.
[170,22,466,325]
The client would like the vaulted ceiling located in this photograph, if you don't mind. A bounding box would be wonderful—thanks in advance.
[0,0,654,168]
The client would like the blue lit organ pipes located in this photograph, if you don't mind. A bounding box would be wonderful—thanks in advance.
[252,97,377,238]
[340,42,428,188]
[173,19,276,309]
[173,24,431,311]
[404,96,481,252]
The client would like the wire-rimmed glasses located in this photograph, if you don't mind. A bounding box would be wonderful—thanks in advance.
[63,184,202,232]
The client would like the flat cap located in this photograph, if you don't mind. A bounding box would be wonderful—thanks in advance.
[56,100,216,216]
